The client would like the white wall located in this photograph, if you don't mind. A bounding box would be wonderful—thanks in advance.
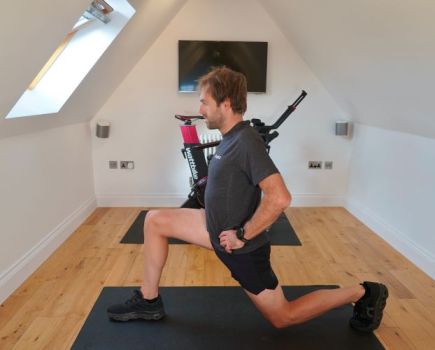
[0,123,96,302]
[92,0,351,207]
[346,124,435,278]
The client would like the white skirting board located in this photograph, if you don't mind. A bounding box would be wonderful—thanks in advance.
[96,193,346,208]
[346,199,435,280]
[0,197,97,304]
[96,194,188,207]
[291,194,345,207]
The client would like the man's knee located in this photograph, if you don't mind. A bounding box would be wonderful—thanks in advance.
[265,313,289,329]
[143,210,165,234]
[262,306,298,329]
[267,313,301,329]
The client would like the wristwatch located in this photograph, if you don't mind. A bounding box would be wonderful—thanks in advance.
[236,227,249,243]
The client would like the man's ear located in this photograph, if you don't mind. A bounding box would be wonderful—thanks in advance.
[222,97,231,111]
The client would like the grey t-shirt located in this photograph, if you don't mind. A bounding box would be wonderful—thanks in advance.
[205,121,279,254]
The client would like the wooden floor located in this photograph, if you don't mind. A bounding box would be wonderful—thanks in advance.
[0,207,434,349]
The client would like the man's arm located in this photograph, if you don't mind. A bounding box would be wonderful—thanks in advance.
[243,173,291,240]
[218,173,291,253]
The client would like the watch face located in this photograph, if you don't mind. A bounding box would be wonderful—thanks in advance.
[236,227,244,240]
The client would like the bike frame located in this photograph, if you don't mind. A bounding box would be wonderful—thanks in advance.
[175,90,307,209]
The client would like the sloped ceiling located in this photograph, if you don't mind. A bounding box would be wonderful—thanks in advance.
[0,0,187,139]
[259,0,435,139]
[3,0,434,140]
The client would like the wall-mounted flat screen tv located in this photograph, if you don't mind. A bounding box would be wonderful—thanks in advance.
[178,40,268,93]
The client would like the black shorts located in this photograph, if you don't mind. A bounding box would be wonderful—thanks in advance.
[213,243,279,295]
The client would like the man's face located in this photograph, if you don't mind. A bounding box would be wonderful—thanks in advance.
[199,88,225,130]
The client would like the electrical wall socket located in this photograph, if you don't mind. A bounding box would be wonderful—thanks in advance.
[120,161,135,169]
[308,161,322,169]
[324,161,333,169]
[109,161,118,169]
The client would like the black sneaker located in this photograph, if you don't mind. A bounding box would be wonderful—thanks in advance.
[107,289,165,321]
[350,281,388,332]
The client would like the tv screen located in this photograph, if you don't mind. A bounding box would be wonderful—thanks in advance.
[178,40,268,93]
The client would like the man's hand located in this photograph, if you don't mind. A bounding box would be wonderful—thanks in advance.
[219,230,245,253]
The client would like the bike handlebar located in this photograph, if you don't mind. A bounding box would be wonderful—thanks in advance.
[262,90,307,131]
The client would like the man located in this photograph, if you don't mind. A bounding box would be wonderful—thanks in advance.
[107,67,388,332]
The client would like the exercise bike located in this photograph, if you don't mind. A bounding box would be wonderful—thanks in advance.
[175,90,307,209]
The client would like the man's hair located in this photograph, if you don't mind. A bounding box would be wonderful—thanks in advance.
[197,66,247,115]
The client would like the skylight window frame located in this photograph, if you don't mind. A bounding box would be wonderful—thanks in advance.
[5,0,135,120]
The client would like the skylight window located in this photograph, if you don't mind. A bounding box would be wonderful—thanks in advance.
[6,0,135,119]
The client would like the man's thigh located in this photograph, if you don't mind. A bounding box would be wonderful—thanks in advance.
[145,208,213,250]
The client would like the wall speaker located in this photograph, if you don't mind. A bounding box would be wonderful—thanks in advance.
[335,121,349,136]
[96,120,110,138]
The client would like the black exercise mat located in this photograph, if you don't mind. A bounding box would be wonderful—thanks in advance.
[120,210,301,246]
[72,286,384,350]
